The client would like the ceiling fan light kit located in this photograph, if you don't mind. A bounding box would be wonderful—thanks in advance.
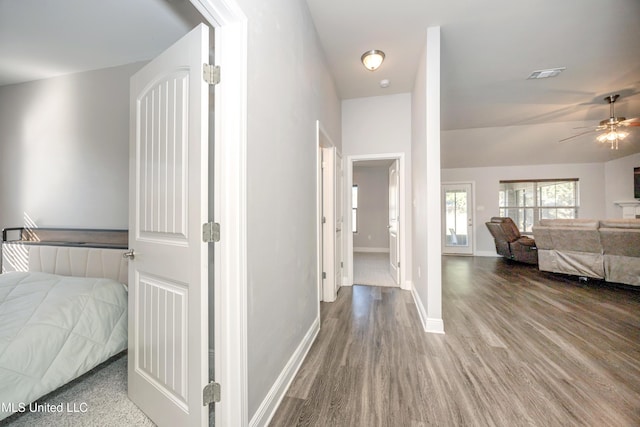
[560,93,638,150]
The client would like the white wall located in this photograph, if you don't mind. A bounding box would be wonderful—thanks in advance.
[604,152,640,218]
[342,93,412,286]
[353,165,389,251]
[235,0,342,421]
[0,62,143,230]
[411,27,443,334]
[441,162,607,255]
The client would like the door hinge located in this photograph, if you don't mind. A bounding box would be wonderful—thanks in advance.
[397,261,400,268]
[203,381,221,405]
[203,63,221,85]
[322,272,327,279]
[322,216,326,224]
[341,261,343,268]
[203,222,220,243]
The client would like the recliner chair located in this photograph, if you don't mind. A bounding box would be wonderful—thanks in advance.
[485,217,538,265]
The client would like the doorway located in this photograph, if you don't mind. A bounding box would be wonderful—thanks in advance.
[346,153,406,290]
[128,1,248,426]
[317,122,343,303]
[351,159,399,287]
[441,182,474,255]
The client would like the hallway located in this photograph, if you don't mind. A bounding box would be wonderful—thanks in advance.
[353,252,397,287]
[269,256,640,426]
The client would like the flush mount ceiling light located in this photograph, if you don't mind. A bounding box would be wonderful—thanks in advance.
[361,50,385,71]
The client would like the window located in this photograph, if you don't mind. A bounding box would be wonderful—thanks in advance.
[499,179,579,233]
[352,185,358,233]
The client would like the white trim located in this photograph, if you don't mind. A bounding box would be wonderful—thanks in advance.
[346,153,407,293]
[249,317,320,427]
[410,282,445,334]
[353,247,389,253]
[189,1,248,425]
[410,281,427,330]
[426,318,445,334]
[317,122,339,303]
[474,251,501,258]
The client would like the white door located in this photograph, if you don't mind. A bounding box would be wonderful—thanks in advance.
[128,24,210,427]
[442,183,474,255]
[321,147,337,302]
[388,160,400,284]
[334,151,343,292]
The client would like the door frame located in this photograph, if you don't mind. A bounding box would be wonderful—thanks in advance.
[441,181,475,256]
[316,121,341,304]
[346,153,408,290]
[187,1,248,425]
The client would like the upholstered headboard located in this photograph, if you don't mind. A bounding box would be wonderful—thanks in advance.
[1,228,129,285]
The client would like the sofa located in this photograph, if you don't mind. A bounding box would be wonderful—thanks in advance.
[599,219,640,286]
[485,217,538,265]
[532,218,640,286]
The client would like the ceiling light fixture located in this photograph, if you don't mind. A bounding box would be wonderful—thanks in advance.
[597,94,627,150]
[361,50,385,71]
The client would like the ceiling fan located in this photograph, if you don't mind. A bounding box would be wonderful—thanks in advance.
[560,94,640,149]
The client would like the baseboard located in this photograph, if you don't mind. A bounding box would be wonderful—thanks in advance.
[474,251,501,257]
[353,247,389,253]
[410,282,428,331]
[410,282,445,334]
[425,318,445,334]
[249,316,320,427]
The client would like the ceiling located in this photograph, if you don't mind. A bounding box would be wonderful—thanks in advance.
[0,0,194,86]
[306,0,640,166]
[1,0,639,167]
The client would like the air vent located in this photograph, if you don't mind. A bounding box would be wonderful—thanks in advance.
[527,67,566,79]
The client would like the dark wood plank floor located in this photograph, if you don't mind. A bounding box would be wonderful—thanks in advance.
[269,256,640,427]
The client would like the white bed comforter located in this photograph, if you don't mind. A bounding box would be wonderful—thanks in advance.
[0,271,127,420]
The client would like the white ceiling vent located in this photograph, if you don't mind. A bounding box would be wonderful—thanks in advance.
[527,67,566,79]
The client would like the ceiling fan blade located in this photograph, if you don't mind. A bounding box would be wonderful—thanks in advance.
[558,128,597,143]
[621,117,640,126]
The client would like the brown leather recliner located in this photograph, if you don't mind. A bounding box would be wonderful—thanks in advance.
[485,217,538,265]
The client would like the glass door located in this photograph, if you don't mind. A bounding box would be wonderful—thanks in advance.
[442,183,473,255]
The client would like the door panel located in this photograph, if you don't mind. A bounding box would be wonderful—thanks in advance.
[442,183,473,255]
[128,24,209,427]
[389,160,400,284]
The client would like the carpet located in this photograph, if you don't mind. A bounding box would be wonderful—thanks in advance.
[1,353,154,427]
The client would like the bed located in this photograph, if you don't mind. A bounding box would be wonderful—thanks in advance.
[0,228,129,421]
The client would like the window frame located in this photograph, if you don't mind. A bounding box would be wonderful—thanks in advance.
[498,178,579,233]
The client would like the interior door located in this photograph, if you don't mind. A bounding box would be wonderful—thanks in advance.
[321,147,336,302]
[388,160,400,285]
[128,24,210,427]
[442,183,474,255]
[334,151,343,292]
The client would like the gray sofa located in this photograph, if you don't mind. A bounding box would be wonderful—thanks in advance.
[532,218,640,286]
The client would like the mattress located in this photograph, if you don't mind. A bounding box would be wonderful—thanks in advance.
[0,271,128,420]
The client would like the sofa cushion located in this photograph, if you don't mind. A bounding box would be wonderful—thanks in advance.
[599,219,640,230]
[539,218,599,228]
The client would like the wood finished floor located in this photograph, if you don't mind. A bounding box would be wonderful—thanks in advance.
[269,256,640,427]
